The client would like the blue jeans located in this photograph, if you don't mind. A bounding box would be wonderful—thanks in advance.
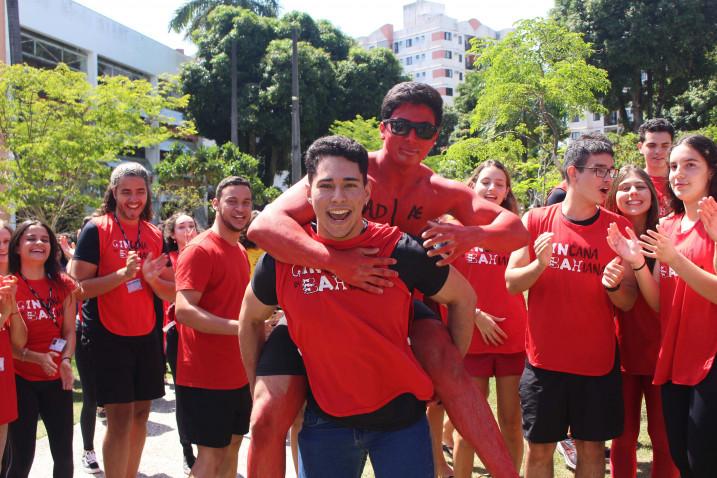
[298,405,434,478]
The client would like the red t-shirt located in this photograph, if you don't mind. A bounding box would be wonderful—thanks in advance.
[654,215,717,386]
[454,247,526,355]
[174,230,250,390]
[616,291,663,376]
[93,214,164,336]
[274,223,434,417]
[525,204,630,376]
[14,274,74,381]
[0,325,17,424]
[649,175,672,217]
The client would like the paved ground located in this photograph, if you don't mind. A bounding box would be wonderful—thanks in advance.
[28,382,297,478]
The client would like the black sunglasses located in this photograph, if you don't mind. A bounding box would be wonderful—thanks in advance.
[382,118,438,140]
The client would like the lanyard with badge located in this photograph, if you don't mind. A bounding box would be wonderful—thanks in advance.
[113,213,144,294]
[19,273,67,352]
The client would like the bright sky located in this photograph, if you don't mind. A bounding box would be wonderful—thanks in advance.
[73,0,554,56]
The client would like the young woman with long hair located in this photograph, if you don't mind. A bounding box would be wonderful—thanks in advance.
[608,135,717,478]
[6,220,76,478]
[605,166,678,478]
[452,160,526,476]
[0,221,27,470]
[162,211,199,472]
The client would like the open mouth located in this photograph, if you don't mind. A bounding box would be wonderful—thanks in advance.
[327,209,351,221]
[599,187,610,194]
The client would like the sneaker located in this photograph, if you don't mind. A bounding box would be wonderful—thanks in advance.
[557,439,577,471]
[81,450,101,474]
[96,407,107,424]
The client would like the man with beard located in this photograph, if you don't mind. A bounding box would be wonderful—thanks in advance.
[72,162,174,478]
[174,176,254,478]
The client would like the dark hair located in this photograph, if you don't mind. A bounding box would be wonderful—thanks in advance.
[305,135,369,184]
[562,138,614,183]
[215,176,251,201]
[638,118,675,142]
[240,210,260,249]
[163,212,200,252]
[667,135,717,214]
[466,160,520,215]
[380,81,443,127]
[101,162,153,221]
[9,220,72,295]
[605,165,659,271]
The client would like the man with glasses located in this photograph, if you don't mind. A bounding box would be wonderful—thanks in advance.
[246,82,527,478]
[505,138,637,478]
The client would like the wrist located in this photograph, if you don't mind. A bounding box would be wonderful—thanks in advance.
[604,282,621,293]
[632,259,647,271]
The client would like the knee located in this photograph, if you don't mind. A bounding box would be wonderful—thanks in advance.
[250,400,290,442]
[527,443,555,464]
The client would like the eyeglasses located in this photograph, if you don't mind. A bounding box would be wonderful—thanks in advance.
[382,118,438,140]
[580,166,618,179]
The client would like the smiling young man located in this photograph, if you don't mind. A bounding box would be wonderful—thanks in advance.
[174,176,253,478]
[638,119,675,216]
[71,162,174,478]
[239,135,477,478]
[505,138,638,478]
[245,82,525,478]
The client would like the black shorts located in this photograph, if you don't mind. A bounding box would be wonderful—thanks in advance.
[175,384,252,448]
[256,324,306,376]
[519,353,623,443]
[88,329,165,406]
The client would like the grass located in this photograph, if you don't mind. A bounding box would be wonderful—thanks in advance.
[360,377,655,478]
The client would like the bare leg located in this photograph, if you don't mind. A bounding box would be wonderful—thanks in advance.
[290,405,305,474]
[218,435,243,478]
[410,319,518,478]
[525,442,555,478]
[191,445,227,478]
[574,440,605,478]
[453,377,489,478]
[247,375,307,478]
[427,403,454,477]
[442,416,454,451]
[125,400,151,478]
[103,403,134,478]
[495,375,525,473]
[0,424,6,465]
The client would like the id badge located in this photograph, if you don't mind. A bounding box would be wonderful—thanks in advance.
[126,278,143,294]
[49,337,67,352]
[0,357,4,372]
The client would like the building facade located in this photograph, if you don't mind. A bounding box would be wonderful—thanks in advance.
[357,0,509,105]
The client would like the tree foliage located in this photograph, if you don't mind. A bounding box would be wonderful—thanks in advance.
[329,115,383,151]
[180,7,406,185]
[553,0,717,131]
[154,142,280,225]
[0,64,193,230]
[465,18,610,204]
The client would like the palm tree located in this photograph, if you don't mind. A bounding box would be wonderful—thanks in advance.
[169,0,279,145]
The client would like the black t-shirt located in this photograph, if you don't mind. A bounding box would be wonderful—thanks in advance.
[252,232,449,431]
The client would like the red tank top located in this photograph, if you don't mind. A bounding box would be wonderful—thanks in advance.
[275,222,434,417]
[654,215,717,386]
[0,326,17,424]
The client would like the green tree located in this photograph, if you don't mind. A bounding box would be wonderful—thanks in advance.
[169,0,279,145]
[468,18,610,202]
[553,0,717,131]
[155,143,280,225]
[0,64,192,230]
[329,115,382,151]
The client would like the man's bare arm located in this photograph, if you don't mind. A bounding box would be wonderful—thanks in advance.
[237,286,277,392]
[428,265,477,355]
[175,290,239,335]
[248,177,397,293]
[70,257,138,300]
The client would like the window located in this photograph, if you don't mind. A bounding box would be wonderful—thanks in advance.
[571,115,581,123]
[593,112,601,121]
[406,56,413,65]
[444,32,452,40]
[445,69,453,78]
[459,72,463,81]
[570,131,581,140]
[446,87,454,96]
[459,36,463,44]
[394,42,399,53]
[421,53,426,60]
[458,54,463,63]
[21,30,87,71]
[406,38,413,47]
[445,50,452,59]
[98,57,147,80]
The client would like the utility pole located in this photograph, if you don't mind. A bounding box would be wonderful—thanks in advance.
[290,27,302,184]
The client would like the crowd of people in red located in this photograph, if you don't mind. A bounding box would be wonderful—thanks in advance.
[0,82,716,478]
